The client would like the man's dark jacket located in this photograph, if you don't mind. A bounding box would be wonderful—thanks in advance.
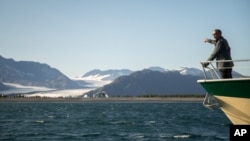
[207,37,233,70]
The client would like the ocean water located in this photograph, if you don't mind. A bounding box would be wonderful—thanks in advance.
[0,102,230,141]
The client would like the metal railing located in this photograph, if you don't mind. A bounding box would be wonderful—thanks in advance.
[200,59,250,110]
[200,59,250,80]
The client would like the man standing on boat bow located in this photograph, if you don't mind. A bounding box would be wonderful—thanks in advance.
[204,29,234,79]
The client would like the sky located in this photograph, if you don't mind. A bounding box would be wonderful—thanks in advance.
[1,0,250,77]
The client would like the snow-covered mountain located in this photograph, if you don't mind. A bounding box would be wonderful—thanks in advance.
[73,69,133,88]
[171,67,204,76]
[73,67,204,89]
[80,69,133,81]
[147,66,166,72]
[1,55,244,98]
[1,61,205,97]
[85,69,206,97]
[0,82,92,98]
[3,66,243,98]
[78,67,203,81]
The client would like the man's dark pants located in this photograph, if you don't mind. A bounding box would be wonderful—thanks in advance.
[219,69,232,79]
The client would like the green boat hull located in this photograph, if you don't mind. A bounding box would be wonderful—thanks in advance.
[197,78,250,98]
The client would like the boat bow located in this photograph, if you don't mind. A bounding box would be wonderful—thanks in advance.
[197,59,250,125]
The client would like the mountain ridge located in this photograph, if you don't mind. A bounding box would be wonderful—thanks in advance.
[1,55,243,98]
[0,55,81,89]
[84,69,206,97]
[77,67,204,81]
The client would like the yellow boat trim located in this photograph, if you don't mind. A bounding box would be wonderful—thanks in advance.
[215,96,250,125]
